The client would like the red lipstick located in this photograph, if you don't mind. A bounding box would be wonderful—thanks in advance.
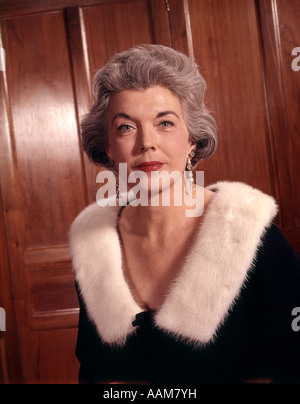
[136,161,164,172]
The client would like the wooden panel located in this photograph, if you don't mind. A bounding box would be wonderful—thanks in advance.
[258,0,300,253]
[0,25,25,384]
[31,328,79,383]
[0,181,22,382]
[24,246,71,265]
[3,11,86,249]
[185,0,275,199]
[275,0,300,228]
[83,0,154,68]
[29,262,77,314]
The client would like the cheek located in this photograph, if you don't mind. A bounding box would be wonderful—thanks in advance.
[164,132,191,159]
[108,137,133,163]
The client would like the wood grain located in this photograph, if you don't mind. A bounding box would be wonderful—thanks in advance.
[0,0,299,384]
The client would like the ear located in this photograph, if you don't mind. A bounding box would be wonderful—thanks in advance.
[188,141,196,155]
[105,144,113,161]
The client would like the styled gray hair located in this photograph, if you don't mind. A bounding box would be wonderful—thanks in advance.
[81,44,217,170]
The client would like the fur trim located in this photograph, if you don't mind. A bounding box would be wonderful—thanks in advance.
[70,203,141,345]
[70,182,278,346]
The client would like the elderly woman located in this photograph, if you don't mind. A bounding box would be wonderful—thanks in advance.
[70,44,300,384]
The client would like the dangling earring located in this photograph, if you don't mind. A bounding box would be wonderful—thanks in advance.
[185,150,195,195]
[112,161,119,200]
[113,170,119,199]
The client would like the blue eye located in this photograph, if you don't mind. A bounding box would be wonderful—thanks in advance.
[117,124,133,131]
[160,121,174,128]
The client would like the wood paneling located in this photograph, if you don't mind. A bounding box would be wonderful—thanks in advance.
[258,0,300,250]
[0,178,23,383]
[29,328,79,384]
[0,9,85,383]
[0,0,299,384]
[0,0,174,383]
[0,21,24,384]
[3,11,86,248]
[185,0,274,197]
[273,0,300,229]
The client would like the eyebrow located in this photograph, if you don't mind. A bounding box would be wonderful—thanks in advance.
[111,113,131,124]
[156,111,180,119]
[111,110,180,124]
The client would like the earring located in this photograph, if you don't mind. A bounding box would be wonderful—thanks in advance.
[113,170,119,199]
[112,161,119,200]
[185,150,195,195]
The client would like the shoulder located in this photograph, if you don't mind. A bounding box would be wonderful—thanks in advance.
[254,223,300,294]
[203,181,278,260]
[69,202,121,260]
[70,202,119,238]
[258,223,299,262]
[204,181,300,296]
[69,202,122,292]
[206,181,278,221]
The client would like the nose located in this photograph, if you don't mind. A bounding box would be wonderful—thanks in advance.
[141,145,155,151]
[139,125,157,152]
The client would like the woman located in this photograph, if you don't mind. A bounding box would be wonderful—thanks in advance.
[70,44,300,383]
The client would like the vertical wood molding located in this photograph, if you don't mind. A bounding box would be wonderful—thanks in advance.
[167,0,193,57]
[65,6,91,205]
[149,0,172,47]
[183,0,194,60]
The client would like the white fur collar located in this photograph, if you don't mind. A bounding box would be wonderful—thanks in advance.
[70,181,277,346]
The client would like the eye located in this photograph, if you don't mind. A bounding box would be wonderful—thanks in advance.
[159,120,174,128]
[117,124,133,132]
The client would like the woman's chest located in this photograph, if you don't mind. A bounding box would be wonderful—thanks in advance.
[120,239,189,310]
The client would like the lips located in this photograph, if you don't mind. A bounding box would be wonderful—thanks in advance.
[136,161,164,172]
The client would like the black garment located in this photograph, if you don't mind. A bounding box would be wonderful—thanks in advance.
[75,224,300,384]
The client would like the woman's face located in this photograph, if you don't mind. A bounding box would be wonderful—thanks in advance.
[107,85,194,190]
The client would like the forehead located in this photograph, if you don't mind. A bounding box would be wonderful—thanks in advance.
[108,86,183,118]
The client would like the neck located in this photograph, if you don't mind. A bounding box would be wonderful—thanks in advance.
[119,185,214,243]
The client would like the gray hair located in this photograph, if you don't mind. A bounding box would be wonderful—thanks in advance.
[81,44,217,170]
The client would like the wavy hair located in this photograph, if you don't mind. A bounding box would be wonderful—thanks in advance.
[81,44,217,170]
